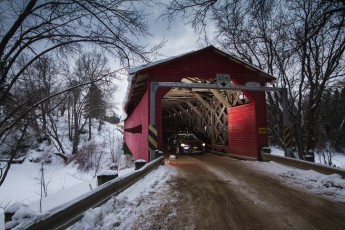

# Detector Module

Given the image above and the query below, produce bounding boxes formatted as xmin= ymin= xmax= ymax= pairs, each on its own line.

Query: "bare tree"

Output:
xmin=16 ymin=55 xmax=60 ymax=142
xmin=74 ymin=51 xmax=115 ymax=140
xmin=67 ymin=79 xmax=88 ymax=155
xmin=62 ymin=51 xmax=118 ymax=154
xmin=162 ymin=0 xmax=345 ymax=159
xmin=0 ymin=0 xmax=161 ymax=186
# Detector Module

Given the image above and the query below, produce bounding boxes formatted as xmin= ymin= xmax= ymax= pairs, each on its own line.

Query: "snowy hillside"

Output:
xmin=0 ymin=117 xmax=133 ymax=229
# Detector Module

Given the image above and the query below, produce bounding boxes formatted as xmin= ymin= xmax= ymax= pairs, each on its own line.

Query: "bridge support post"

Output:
xmin=149 ymin=82 xmax=159 ymax=161
xmin=282 ymin=88 xmax=292 ymax=158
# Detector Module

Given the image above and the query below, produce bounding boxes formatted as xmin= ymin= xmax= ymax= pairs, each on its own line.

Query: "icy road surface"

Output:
xmin=73 ymin=153 xmax=345 ymax=229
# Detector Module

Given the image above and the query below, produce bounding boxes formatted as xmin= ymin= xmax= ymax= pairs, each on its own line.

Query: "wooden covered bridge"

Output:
xmin=123 ymin=46 xmax=288 ymax=162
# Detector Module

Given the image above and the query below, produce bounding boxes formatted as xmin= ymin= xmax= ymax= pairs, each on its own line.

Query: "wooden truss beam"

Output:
xmin=210 ymin=89 xmax=231 ymax=108
xmin=194 ymin=93 xmax=214 ymax=112
xmin=186 ymin=101 xmax=202 ymax=117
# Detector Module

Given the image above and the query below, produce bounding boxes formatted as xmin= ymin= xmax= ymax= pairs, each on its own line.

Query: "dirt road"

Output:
xmin=131 ymin=153 xmax=345 ymax=230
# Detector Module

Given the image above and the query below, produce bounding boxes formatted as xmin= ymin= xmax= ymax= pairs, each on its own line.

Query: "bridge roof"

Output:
xmin=124 ymin=45 xmax=276 ymax=116
xmin=128 ymin=46 xmax=275 ymax=80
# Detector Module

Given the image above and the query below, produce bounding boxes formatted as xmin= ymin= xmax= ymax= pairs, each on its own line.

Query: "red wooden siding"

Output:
xmin=252 ymin=91 xmax=268 ymax=159
xmin=124 ymin=89 xmax=149 ymax=161
xmin=228 ymin=91 xmax=268 ymax=159
xmin=228 ymin=103 xmax=258 ymax=159
xmin=148 ymin=50 xmax=267 ymax=85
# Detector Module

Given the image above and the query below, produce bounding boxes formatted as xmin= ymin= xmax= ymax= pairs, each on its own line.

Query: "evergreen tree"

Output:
xmin=84 ymin=83 xmax=106 ymax=120
xmin=335 ymin=87 xmax=345 ymax=151
xmin=319 ymin=87 xmax=345 ymax=152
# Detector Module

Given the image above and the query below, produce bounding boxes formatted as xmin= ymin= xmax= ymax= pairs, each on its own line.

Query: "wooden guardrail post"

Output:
xmin=135 ymin=159 xmax=147 ymax=170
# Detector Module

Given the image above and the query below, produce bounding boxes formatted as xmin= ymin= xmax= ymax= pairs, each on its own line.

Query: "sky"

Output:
xmin=113 ymin=2 xmax=214 ymax=118
xmin=112 ymin=1 xmax=217 ymax=118
xmin=144 ymin=1 xmax=210 ymax=58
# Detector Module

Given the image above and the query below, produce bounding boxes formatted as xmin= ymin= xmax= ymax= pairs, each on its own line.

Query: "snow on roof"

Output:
xmin=128 ymin=50 xmax=195 ymax=75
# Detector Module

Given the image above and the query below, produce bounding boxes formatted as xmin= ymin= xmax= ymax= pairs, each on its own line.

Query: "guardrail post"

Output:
xmin=261 ymin=147 xmax=271 ymax=154
xmin=5 ymin=211 xmax=14 ymax=224
xmin=261 ymin=147 xmax=271 ymax=161
xmin=97 ymin=174 xmax=118 ymax=186
xmin=135 ymin=159 xmax=147 ymax=170
xmin=304 ymin=150 xmax=315 ymax=162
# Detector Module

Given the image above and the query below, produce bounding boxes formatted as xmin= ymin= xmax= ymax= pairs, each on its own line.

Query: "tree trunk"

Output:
xmin=72 ymin=104 xmax=79 ymax=155
xmin=88 ymin=116 xmax=92 ymax=141
xmin=68 ymin=101 xmax=72 ymax=141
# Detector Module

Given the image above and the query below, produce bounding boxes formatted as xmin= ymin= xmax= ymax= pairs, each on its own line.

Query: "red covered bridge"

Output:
xmin=123 ymin=46 xmax=289 ymax=162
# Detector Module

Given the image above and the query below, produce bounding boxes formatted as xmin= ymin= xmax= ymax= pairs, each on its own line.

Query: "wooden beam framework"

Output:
xmin=161 ymin=77 xmax=251 ymax=147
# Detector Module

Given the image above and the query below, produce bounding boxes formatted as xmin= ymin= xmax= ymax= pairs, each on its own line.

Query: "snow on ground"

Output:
xmin=0 ymin=162 xmax=94 ymax=230
xmin=0 ymin=160 xmax=135 ymax=230
xmin=271 ymin=147 xmax=345 ymax=169
xmin=0 ymin=120 xmax=132 ymax=230
xmin=0 ymin=162 xmax=94 ymax=210
xmin=244 ymin=160 xmax=345 ymax=203
xmin=1 ymin=162 xmax=89 ymax=225
xmin=70 ymin=164 xmax=176 ymax=230
xmin=0 ymin=120 xmax=125 ymax=207
xmin=262 ymin=147 xmax=345 ymax=202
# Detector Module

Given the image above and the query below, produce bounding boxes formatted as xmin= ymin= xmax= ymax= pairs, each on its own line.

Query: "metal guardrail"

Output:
xmin=20 ymin=156 xmax=164 ymax=230
xmin=261 ymin=148 xmax=345 ymax=179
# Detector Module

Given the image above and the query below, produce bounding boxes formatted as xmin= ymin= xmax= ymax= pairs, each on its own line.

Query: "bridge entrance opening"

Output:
xmin=161 ymin=77 xmax=251 ymax=153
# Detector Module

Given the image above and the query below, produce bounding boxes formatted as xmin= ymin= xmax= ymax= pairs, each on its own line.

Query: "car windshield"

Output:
xmin=177 ymin=134 xmax=197 ymax=140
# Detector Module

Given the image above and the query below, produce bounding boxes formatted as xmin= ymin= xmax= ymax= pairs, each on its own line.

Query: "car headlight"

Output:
xmin=180 ymin=143 xmax=187 ymax=147
xmin=202 ymin=143 xmax=206 ymax=146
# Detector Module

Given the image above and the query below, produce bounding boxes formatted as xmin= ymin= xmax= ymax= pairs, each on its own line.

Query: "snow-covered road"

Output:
xmin=71 ymin=153 xmax=345 ymax=229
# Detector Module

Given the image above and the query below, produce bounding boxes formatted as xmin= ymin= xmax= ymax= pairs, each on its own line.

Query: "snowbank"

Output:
xmin=245 ymin=160 xmax=345 ymax=203
xmin=71 ymin=165 xmax=176 ymax=229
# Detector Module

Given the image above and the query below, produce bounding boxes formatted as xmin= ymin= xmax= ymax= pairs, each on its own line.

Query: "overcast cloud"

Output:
xmin=113 ymin=1 xmax=216 ymax=117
